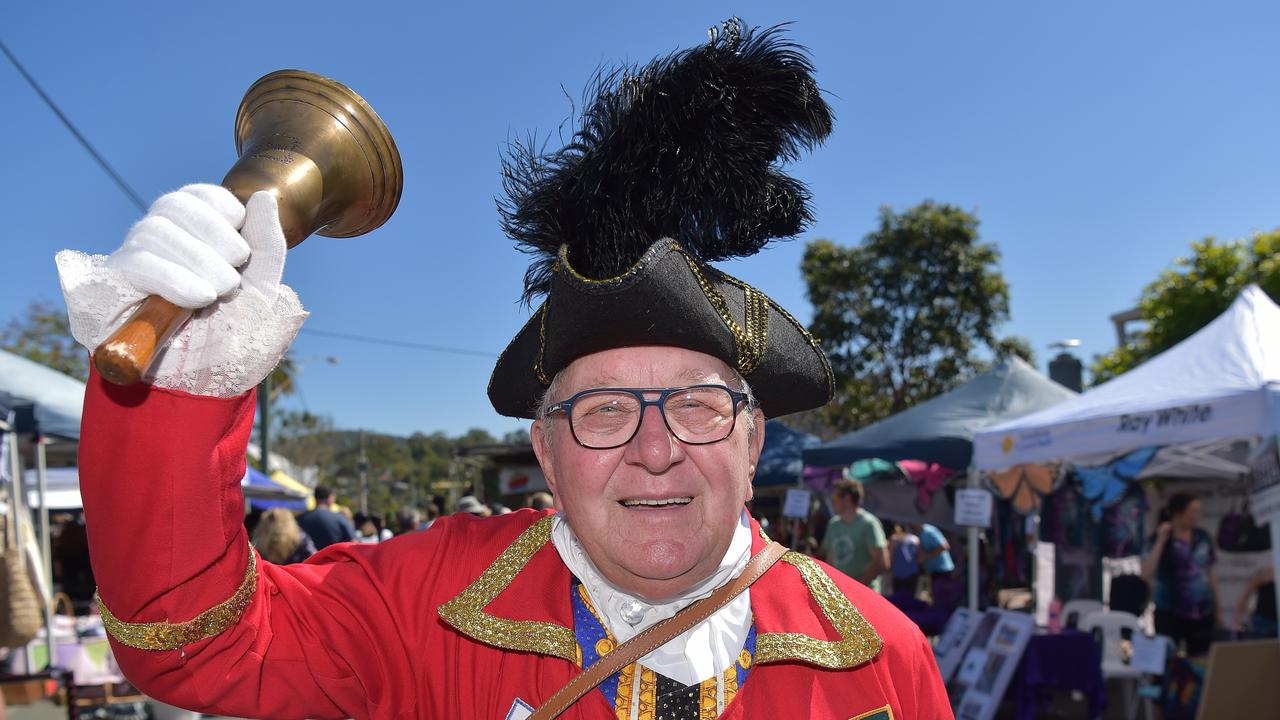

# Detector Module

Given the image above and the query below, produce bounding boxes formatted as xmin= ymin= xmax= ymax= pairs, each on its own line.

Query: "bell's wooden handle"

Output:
xmin=92 ymin=296 xmax=193 ymax=385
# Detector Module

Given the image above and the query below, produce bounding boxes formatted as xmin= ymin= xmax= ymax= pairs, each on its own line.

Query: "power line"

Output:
xmin=0 ymin=38 xmax=147 ymax=212
xmin=298 ymin=327 xmax=498 ymax=358
xmin=3 ymin=39 xmax=503 ymax=363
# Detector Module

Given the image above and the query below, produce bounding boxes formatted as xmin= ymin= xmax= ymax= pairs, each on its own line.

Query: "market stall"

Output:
xmin=1 ymin=350 xmax=87 ymax=673
xmin=974 ymin=286 xmax=1280 ymax=470
xmin=974 ymin=284 xmax=1280 ymax=643
xmin=804 ymin=357 xmax=1079 ymax=608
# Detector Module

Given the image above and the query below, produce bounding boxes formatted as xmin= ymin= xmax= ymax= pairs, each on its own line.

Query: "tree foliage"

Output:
xmin=1091 ymin=231 xmax=1280 ymax=384
xmin=272 ymin=421 xmax=506 ymax=522
xmin=802 ymin=201 xmax=1028 ymax=434
xmin=2 ymin=300 xmax=88 ymax=381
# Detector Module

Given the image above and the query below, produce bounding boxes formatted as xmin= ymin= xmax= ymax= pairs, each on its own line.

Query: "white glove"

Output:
xmin=107 ymin=184 xmax=288 ymax=307
xmin=57 ymin=184 xmax=307 ymax=397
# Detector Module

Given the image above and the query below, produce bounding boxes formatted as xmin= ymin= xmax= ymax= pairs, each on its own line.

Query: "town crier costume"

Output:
xmin=59 ymin=19 xmax=952 ymax=720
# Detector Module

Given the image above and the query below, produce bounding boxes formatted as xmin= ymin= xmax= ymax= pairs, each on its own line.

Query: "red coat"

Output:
xmin=79 ymin=368 xmax=952 ymax=719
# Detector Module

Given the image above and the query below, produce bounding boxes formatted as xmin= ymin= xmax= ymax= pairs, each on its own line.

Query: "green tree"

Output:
xmin=272 ymin=424 xmax=508 ymax=521
xmin=1091 ymin=231 xmax=1280 ymax=384
xmin=2 ymin=299 xmax=88 ymax=381
xmin=502 ymin=428 xmax=531 ymax=445
xmin=263 ymin=354 xmax=299 ymax=401
xmin=802 ymin=201 xmax=1027 ymax=434
xmin=271 ymin=410 xmax=337 ymax=470
xmin=458 ymin=428 xmax=498 ymax=447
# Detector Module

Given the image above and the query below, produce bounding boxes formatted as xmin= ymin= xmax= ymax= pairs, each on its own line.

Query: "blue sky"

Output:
xmin=3 ymin=2 xmax=1278 ymax=439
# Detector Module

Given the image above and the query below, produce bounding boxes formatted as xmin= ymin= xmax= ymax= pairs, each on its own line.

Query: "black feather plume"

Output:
xmin=500 ymin=19 xmax=834 ymax=305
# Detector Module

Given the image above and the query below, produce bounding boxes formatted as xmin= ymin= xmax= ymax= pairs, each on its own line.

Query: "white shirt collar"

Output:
xmin=550 ymin=509 xmax=754 ymax=685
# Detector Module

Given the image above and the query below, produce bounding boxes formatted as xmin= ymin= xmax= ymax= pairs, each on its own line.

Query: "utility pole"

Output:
xmin=258 ymin=374 xmax=271 ymax=473
xmin=357 ymin=431 xmax=369 ymax=514
xmin=448 ymin=457 xmax=460 ymax=512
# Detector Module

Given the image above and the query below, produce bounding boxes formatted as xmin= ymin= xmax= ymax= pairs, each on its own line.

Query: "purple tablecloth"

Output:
xmin=887 ymin=592 xmax=954 ymax=637
xmin=1013 ymin=630 xmax=1107 ymax=720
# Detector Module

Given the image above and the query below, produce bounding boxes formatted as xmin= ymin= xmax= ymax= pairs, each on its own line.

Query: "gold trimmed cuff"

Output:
xmin=96 ymin=545 xmax=258 ymax=650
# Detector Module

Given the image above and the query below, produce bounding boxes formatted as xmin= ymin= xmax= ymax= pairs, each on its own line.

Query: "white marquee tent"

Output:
xmin=0 ymin=349 xmax=84 ymax=441
xmin=974 ymin=285 xmax=1280 ymax=471
xmin=973 ymin=285 xmax=1280 ymax=620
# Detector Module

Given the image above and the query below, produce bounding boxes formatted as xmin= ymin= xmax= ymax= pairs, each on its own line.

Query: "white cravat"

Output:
xmin=549 ymin=510 xmax=754 ymax=687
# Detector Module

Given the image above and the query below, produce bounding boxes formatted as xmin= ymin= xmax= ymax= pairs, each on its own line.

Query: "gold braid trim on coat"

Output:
xmin=97 ymin=545 xmax=257 ymax=651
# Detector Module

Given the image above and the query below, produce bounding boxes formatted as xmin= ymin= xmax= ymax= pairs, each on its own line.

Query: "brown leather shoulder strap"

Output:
xmin=528 ymin=541 xmax=787 ymax=720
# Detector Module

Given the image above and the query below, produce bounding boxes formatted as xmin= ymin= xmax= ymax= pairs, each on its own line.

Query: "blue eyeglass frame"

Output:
xmin=544 ymin=384 xmax=752 ymax=449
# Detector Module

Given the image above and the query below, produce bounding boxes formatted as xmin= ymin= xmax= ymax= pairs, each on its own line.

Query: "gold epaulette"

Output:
xmin=96 ymin=545 xmax=258 ymax=650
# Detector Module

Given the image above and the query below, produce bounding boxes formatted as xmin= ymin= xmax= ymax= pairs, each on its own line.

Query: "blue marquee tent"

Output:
xmin=242 ymin=466 xmax=309 ymax=511
xmin=755 ymin=420 xmax=821 ymax=487
xmin=803 ymin=357 xmax=1077 ymax=469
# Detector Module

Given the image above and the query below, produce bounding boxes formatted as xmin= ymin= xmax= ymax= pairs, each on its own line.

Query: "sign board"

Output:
xmin=1196 ymin=639 xmax=1280 ymax=719
xmin=1251 ymin=436 xmax=1280 ymax=524
xmin=1252 ymin=483 xmax=1280 ymax=525
xmin=498 ymin=464 xmax=547 ymax=495
xmin=1129 ymin=633 xmax=1169 ymax=675
xmin=1033 ymin=542 xmax=1055 ymax=627
xmin=954 ymin=488 xmax=994 ymax=528
xmin=1249 ymin=435 xmax=1280 ymax=494
xmin=783 ymin=488 xmax=812 ymax=519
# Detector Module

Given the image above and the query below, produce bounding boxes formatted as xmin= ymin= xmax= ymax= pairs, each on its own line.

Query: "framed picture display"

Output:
xmin=933 ymin=608 xmax=981 ymax=682
xmin=945 ymin=609 xmax=1035 ymax=720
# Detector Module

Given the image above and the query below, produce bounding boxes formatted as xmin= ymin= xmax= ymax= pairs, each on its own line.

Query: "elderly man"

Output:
xmin=59 ymin=20 xmax=949 ymax=720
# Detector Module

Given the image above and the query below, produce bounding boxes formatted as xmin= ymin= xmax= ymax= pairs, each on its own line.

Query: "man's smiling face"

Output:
xmin=531 ymin=345 xmax=765 ymax=601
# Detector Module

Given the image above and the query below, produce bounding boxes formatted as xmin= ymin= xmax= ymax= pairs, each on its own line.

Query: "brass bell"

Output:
xmin=93 ymin=69 xmax=403 ymax=385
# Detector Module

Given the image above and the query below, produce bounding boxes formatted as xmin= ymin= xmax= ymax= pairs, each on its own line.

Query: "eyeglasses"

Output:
xmin=544 ymin=384 xmax=752 ymax=449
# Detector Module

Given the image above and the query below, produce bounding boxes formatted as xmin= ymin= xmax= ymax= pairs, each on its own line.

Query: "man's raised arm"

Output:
xmin=59 ymin=186 xmax=416 ymax=718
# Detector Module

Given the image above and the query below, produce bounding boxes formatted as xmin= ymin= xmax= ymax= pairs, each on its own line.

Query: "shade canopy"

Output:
xmin=974 ymin=285 xmax=1280 ymax=470
xmin=18 ymin=466 xmax=313 ymax=512
xmin=804 ymin=356 xmax=1077 ymax=469
xmin=755 ymin=420 xmax=821 ymax=487
xmin=243 ymin=467 xmax=312 ymax=511
xmin=0 ymin=350 xmax=85 ymax=440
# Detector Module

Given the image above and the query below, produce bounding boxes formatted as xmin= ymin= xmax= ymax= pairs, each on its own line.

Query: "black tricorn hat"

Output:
xmin=488 ymin=20 xmax=835 ymax=419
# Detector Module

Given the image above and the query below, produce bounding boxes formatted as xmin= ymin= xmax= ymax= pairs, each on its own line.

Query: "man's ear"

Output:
xmin=532 ymin=418 xmax=558 ymax=496
xmin=745 ymin=409 xmax=766 ymax=503
xmin=747 ymin=408 xmax=766 ymax=475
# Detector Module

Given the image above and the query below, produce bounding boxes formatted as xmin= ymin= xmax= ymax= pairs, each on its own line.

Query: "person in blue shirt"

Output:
xmin=295 ymin=485 xmax=357 ymax=549
xmin=910 ymin=522 xmax=954 ymax=576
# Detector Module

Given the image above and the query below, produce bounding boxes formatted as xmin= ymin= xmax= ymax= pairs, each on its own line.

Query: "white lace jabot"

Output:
xmin=549 ymin=510 xmax=754 ymax=686
xmin=56 ymin=250 xmax=305 ymax=397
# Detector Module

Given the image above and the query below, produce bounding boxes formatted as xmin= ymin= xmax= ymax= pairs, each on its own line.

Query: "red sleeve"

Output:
xmin=79 ymin=368 xmax=429 ymax=719
xmin=905 ymin=630 xmax=954 ymax=719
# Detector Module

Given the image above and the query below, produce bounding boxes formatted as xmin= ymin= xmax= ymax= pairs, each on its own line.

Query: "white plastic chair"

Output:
xmin=1061 ymin=598 xmax=1104 ymax=630
xmin=1079 ymin=609 xmax=1147 ymax=719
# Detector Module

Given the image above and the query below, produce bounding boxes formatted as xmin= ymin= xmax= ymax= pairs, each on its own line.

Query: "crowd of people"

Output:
xmin=747 ymin=478 xmax=961 ymax=613
xmin=243 ymin=487 xmax=558 ymax=566
xmin=243 ymin=476 xmax=971 ymax=617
